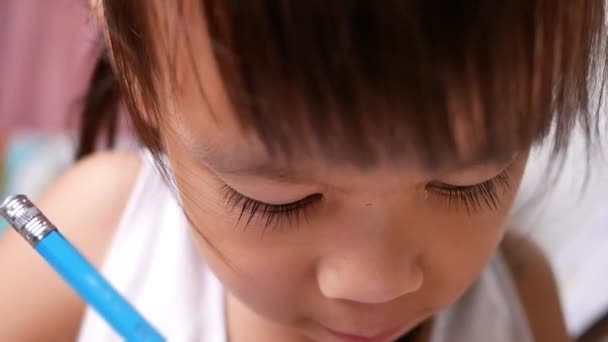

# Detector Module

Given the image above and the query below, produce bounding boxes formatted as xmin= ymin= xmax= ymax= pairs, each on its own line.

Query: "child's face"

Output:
xmin=163 ymin=105 xmax=527 ymax=341
xmin=156 ymin=38 xmax=529 ymax=342
xmin=151 ymin=6 xmax=528 ymax=341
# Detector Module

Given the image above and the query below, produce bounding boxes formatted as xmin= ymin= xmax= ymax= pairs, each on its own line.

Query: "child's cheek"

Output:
xmin=193 ymin=226 xmax=313 ymax=323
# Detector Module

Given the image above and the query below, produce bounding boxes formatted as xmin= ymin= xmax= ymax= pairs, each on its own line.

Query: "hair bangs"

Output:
xmin=198 ymin=1 xmax=606 ymax=169
xmin=103 ymin=0 xmax=607 ymax=169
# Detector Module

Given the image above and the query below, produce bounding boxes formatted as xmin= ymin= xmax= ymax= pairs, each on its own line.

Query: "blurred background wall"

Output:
xmin=0 ymin=0 xmax=113 ymax=201
xmin=0 ymin=0 xmax=99 ymax=132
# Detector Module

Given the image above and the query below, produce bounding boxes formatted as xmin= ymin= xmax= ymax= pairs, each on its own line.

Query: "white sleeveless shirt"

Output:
xmin=78 ymin=153 xmax=533 ymax=342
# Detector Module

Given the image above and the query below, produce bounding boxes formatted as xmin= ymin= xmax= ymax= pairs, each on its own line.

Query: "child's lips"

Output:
xmin=324 ymin=326 xmax=402 ymax=342
xmin=319 ymin=308 xmax=431 ymax=342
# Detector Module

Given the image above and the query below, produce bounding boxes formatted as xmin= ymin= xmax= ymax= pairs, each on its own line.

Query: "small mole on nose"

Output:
xmin=365 ymin=203 xmax=372 ymax=207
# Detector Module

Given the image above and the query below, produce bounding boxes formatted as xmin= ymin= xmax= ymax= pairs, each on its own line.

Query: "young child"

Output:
xmin=1 ymin=1 xmax=605 ymax=341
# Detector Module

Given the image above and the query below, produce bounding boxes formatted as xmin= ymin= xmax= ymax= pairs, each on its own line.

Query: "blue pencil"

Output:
xmin=0 ymin=194 xmax=164 ymax=342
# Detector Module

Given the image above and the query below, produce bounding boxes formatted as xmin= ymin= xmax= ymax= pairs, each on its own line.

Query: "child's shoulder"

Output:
xmin=500 ymin=232 xmax=571 ymax=342
xmin=66 ymin=150 xmax=141 ymax=186
xmin=0 ymin=150 xmax=142 ymax=340
xmin=44 ymin=150 xmax=142 ymax=255
xmin=46 ymin=150 xmax=142 ymax=238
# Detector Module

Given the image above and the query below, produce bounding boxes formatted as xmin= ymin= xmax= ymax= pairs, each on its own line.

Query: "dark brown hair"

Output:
xmin=76 ymin=52 xmax=120 ymax=159
xmin=80 ymin=1 xmax=606 ymax=169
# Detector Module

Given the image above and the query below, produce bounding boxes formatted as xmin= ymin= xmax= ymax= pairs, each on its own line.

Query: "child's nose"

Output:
xmin=316 ymin=248 xmax=424 ymax=304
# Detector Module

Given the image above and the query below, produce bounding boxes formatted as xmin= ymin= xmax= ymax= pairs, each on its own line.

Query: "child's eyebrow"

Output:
xmin=207 ymin=155 xmax=314 ymax=184
xmin=193 ymin=141 xmax=520 ymax=185
xmin=217 ymin=162 xmax=307 ymax=184
xmin=190 ymin=142 xmax=312 ymax=184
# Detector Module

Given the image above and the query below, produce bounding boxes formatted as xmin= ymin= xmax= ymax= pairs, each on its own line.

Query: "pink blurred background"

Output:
xmin=0 ymin=0 xmax=99 ymax=132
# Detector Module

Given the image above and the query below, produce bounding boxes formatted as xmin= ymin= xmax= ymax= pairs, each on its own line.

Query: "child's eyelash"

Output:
xmin=221 ymin=185 xmax=321 ymax=231
xmin=222 ymin=171 xmax=511 ymax=231
xmin=425 ymin=171 xmax=512 ymax=213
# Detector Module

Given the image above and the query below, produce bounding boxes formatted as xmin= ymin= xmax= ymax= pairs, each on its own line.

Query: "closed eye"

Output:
xmin=221 ymin=184 xmax=322 ymax=231
xmin=425 ymin=171 xmax=511 ymax=212
xmin=222 ymin=169 xmax=512 ymax=232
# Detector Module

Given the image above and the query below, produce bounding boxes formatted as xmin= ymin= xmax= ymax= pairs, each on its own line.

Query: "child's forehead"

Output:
xmin=166 ymin=70 xmax=523 ymax=175
xmin=168 ymin=103 xmax=519 ymax=185
xmin=104 ymin=1 xmax=603 ymax=186
xmin=154 ymin=0 xmax=543 ymax=170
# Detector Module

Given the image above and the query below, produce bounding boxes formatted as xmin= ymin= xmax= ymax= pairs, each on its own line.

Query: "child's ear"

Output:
xmin=88 ymin=0 xmax=114 ymax=52
xmin=88 ymin=0 xmax=104 ymax=26
xmin=87 ymin=0 xmax=160 ymax=131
